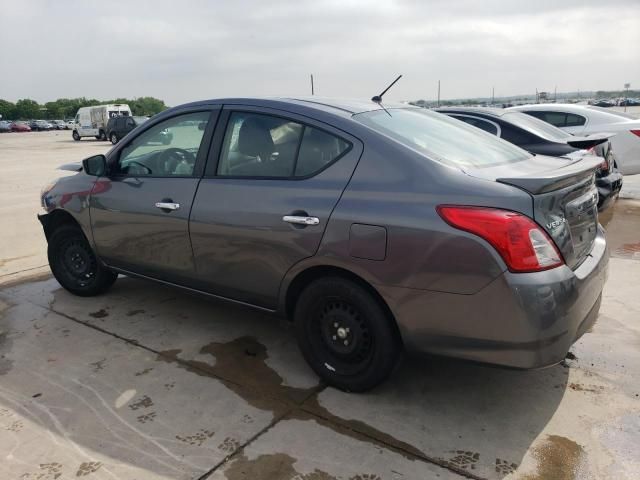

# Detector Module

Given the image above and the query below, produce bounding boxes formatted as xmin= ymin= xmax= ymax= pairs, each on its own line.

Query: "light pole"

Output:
xmin=624 ymin=83 xmax=630 ymax=112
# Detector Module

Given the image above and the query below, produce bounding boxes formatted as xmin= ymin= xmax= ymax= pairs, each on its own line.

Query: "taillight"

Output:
xmin=437 ymin=206 xmax=564 ymax=273
xmin=630 ymin=129 xmax=640 ymax=138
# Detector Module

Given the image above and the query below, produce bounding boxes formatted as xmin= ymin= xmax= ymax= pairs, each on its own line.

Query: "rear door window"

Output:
xmin=216 ymin=112 xmax=351 ymax=178
xmin=541 ymin=112 xmax=567 ymax=127
xmin=295 ymin=127 xmax=351 ymax=177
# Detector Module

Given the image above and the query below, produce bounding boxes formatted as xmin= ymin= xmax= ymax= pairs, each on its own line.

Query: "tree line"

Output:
xmin=0 ymin=97 xmax=168 ymax=121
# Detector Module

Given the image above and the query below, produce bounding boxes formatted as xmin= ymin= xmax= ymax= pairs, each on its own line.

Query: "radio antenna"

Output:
xmin=371 ymin=75 xmax=402 ymax=103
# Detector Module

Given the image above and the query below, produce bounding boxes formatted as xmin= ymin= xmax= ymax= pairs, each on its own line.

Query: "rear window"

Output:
xmin=355 ymin=108 xmax=530 ymax=168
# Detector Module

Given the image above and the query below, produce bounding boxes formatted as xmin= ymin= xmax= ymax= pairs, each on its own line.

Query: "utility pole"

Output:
xmin=310 ymin=74 xmax=315 ymax=95
xmin=491 ymin=86 xmax=495 ymax=106
xmin=437 ymin=80 xmax=440 ymax=107
xmin=554 ymin=85 xmax=557 ymax=103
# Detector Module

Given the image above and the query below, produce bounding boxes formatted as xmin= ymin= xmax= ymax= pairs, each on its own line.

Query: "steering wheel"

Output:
xmin=158 ymin=148 xmax=196 ymax=175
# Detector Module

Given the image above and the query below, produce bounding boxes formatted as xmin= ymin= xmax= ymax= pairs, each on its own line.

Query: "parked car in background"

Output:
xmin=0 ymin=120 xmax=11 ymax=132
xmin=591 ymin=99 xmax=615 ymax=108
xmin=39 ymin=97 xmax=608 ymax=392
xmin=436 ymin=107 xmax=623 ymax=210
xmin=11 ymin=121 xmax=31 ymax=132
xmin=618 ymin=98 xmax=640 ymax=107
xmin=72 ymin=104 xmax=132 ymax=141
xmin=508 ymin=104 xmax=640 ymax=175
xmin=107 ymin=117 xmax=166 ymax=145
xmin=50 ymin=120 xmax=66 ymax=130
xmin=31 ymin=120 xmax=53 ymax=131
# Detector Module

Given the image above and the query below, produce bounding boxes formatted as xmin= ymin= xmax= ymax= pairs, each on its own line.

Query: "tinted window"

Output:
xmin=499 ymin=125 xmax=539 ymax=145
xmin=217 ymin=112 xmax=303 ymax=177
xmin=451 ymin=115 xmax=499 ymax=135
xmin=502 ymin=111 xmax=569 ymax=141
xmin=115 ymin=111 xmax=210 ymax=177
xmin=355 ymin=108 xmax=530 ymax=168
xmin=526 ymin=111 xmax=566 ymax=127
xmin=295 ymin=127 xmax=350 ymax=177
xmin=565 ymin=113 xmax=586 ymax=127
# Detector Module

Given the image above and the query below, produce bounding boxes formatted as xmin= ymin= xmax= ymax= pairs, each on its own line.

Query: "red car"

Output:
xmin=10 ymin=122 xmax=32 ymax=132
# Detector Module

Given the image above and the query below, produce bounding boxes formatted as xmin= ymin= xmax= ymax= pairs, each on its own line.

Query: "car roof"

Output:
xmin=508 ymin=103 xmax=638 ymax=124
xmin=175 ymin=96 xmax=412 ymax=118
xmin=435 ymin=106 xmax=506 ymax=118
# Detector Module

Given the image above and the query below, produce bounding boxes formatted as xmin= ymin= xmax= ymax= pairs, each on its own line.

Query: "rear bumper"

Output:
xmin=596 ymin=170 xmax=623 ymax=211
xmin=382 ymin=228 xmax=609 ymax=368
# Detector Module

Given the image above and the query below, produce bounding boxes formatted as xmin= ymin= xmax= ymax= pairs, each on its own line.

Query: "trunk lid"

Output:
xmin=465 ymin=155 xmax=601 ymax=269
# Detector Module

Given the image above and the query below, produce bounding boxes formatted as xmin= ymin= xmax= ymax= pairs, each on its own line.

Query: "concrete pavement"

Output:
xmin=1 ymin=249 xmax=639 ymax=479
xmin=1 ymin=130 xmax=639 ymax=479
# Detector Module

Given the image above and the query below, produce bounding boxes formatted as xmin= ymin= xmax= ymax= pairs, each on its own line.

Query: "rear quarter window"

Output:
xmin=565 ymin=113 xmax=586 ymax=127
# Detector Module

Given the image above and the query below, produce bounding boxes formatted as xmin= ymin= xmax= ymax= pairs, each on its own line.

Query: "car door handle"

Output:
xmin=282 ymin=215 xmax=320 ymax=226
xmin=155 ymin=202 xmax=180 ymax=211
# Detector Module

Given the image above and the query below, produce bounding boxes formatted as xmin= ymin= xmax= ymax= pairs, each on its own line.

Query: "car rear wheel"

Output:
xmin=72 ymin=130 xmax=80 ymax=141
xmin=110 ymin=133 xmax=118 ymax=144
xmin=97 ymin=130 xmax=106 ymax=141
xmin=48 ymin=225 xmax=117 ymax=297
xmin=294 ymin=277 xmax=401 ymax=392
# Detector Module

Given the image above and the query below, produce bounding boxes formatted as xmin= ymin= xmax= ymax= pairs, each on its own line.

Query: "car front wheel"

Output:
xmin=48 ymin=225 xmax=117 ymax=296
xmin=110 ymin=133 xmax=118 ymax=144
xmin=294 ymin=276 xmax=401 ymax=392
xmin=72 ymin=130 xmax=80 ymax=141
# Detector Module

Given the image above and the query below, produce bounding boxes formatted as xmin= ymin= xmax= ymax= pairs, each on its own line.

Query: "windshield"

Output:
xmin=502 ymin=111 xmax=570 ymax=141
xmin=355 ymin=108 xmax=530 ymax=168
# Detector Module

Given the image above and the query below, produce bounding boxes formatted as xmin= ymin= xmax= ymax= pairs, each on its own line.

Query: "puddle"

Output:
xmin=600 ymin=200 xmax=640 ymax=260
xmin=223 ymin=452 xmax=339 ymax=480
xmin=295 ymin=399 xmax=424 ymax=461
xmin=156 ymin=336 xmax=429 ymax=466
xmin=521 ymin=435 xmax=586 ymax=480
xmin=0 ymin=299 xmax=14 ymax=375
xmin=156 ymin=336 xmax=304 ymax=415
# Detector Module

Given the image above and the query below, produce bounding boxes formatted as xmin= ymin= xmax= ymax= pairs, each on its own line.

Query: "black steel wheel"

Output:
xmin=48 ymin=225 xmax=117 ymax=296
xmin=72 ymin=130 xmax=80 ymax=141
xmin=294 ymin=276 xmax=401 ymax=392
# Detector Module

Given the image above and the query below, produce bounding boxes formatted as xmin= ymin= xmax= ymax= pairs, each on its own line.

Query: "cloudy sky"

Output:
xmin=1 ymin=0 xmax=638 ymax=105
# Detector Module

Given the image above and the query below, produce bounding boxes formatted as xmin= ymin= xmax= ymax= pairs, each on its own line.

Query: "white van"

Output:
xmin=72 ymin=104 xmax=132 ymax=141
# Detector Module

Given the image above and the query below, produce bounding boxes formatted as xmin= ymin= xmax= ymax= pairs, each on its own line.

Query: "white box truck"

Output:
xmin=71 ymin=104 xmax=132 ymax=141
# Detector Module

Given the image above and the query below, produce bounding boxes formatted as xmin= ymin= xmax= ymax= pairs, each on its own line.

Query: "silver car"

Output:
xmin=39 ymin=97 xmax=608 ymax=391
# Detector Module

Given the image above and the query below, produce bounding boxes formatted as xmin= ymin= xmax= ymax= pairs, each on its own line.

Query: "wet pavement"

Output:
xmin=1 ymin=195 xmax=639 ymax=480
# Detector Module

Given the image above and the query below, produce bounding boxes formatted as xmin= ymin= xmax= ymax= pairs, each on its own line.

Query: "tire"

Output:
xmin=72 ymin=130 xmax=80 ymax=141
xmin=294 ymin=277 xmax=401 ymax=392
xmin=110 ymin=132 xmax=118 ymax=144
xmin=98 ymin=130 xmax=107 ymax=141
xmin=47 ymin=225 xmax=117 ymax=297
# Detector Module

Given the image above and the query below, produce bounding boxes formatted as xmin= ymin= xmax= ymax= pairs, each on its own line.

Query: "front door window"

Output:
xmin=115 ymin=111 xmax=210 ymax=177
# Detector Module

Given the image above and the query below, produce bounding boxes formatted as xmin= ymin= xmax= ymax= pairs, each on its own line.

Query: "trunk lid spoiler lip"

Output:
xmin=495 ymin=156 xmax=602 ymax=195
xmin=565 ymin=132 xmax=616 ymax=150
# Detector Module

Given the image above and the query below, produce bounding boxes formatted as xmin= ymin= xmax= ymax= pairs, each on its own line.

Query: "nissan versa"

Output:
xmin=39 ymin=97 xmax=609 ymax=392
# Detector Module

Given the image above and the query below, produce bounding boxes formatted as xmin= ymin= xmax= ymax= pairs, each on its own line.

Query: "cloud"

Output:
xmin=0 ymin=0 xmax=638 ymax=105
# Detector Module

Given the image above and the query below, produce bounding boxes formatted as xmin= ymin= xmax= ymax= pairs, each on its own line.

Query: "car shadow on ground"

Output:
xmin=0 ymin=276 xmax=570 ymax=479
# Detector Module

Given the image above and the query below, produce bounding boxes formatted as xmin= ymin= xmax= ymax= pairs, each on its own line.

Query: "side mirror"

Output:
xmin=82 ymin=154 xmax=107 ymax=176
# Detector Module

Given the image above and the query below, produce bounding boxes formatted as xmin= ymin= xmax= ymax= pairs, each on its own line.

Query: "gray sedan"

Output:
xmin=39 ymin=97 xmax=608 ymax=391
